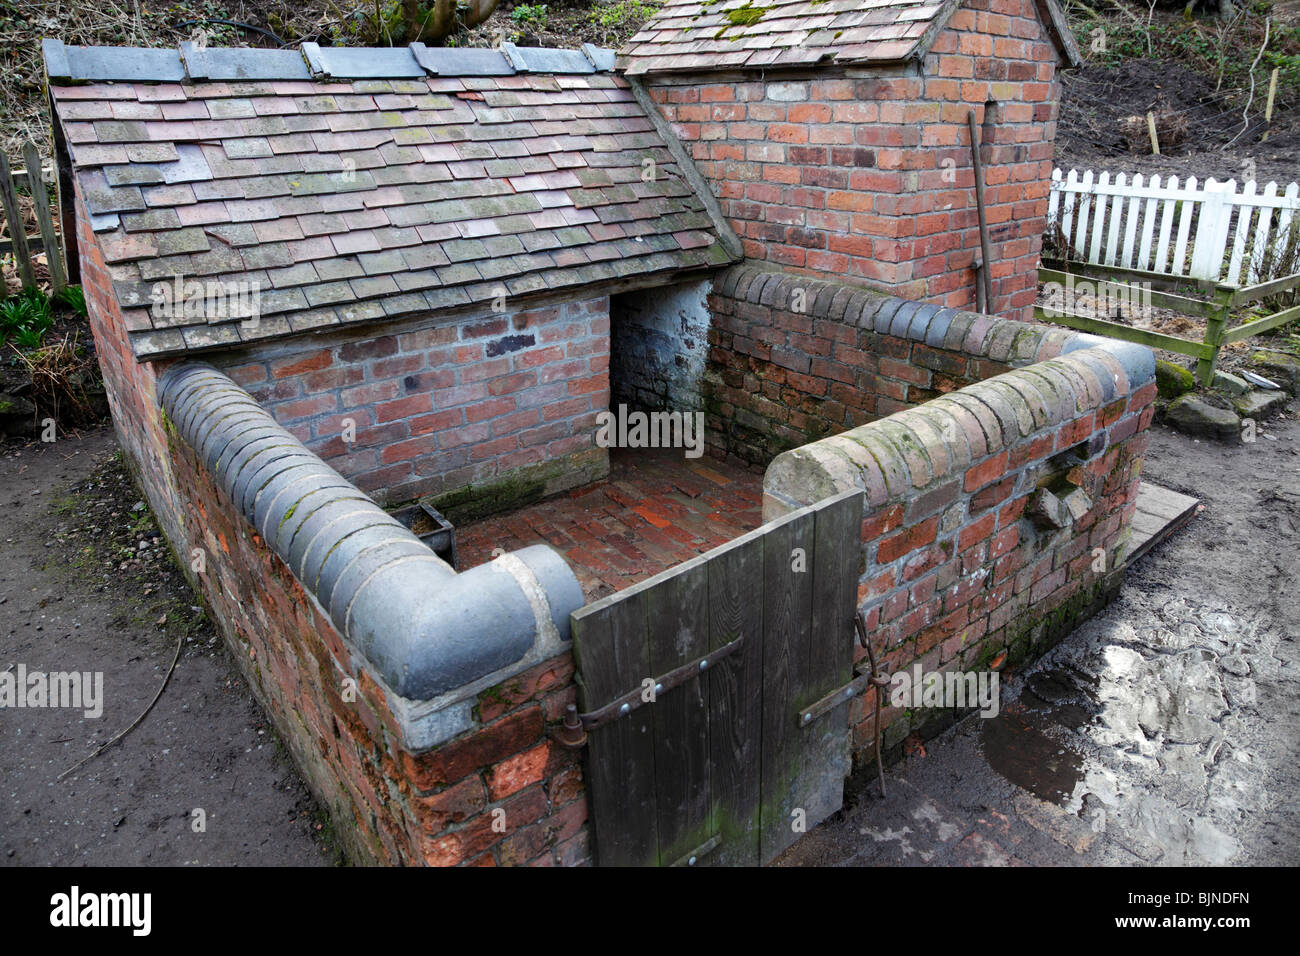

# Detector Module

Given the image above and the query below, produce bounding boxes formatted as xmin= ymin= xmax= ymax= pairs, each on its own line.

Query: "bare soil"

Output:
xmin=0 ymin=426 xmax=337 ymax=866
xmin=1057 ymin=58 xmax=1300 ymax=186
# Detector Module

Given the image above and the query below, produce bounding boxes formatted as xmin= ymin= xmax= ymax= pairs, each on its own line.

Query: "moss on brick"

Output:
xmin=423 ymin=449 xmax=608 ymax=524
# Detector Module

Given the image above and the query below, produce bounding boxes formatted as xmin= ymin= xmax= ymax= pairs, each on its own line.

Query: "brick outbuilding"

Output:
xmin=623 ymin=0 xmax=1081 ymax=319
xmin=39 ymin=20 xmax=1160 ymax=869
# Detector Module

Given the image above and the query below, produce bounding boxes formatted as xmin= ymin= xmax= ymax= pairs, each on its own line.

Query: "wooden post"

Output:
xmin=967 ymin=110 xmax=995 ymax=313
xmin=0 ymin=152 xmax=36 ymax=290
xmin=1146 ymin=111 xmax=1160 ymax=155
xmin=22 ymin=144 xmax=66 ymax=294
xmin=1262 ymin=67 xmax=1279 ymax=142
xmin=1196 ymin=285 xmax=1233 ymax=385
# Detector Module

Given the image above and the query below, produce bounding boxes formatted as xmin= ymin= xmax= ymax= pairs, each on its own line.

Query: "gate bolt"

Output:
xmin=556 ymin=703 xmax=588 ymax=750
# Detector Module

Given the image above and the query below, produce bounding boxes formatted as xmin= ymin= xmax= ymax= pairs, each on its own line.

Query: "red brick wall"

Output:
xmin=78 ymin=184 xmax=591 ymax=867
xmin=705 ymin=267 xmax=1075 ymax=465
xmin=645 ymin=0 xmax=1061 ymax=321
xmin=212 ymin=297 xmax=611 ymax=509
xmin=763 ymin=341 xmax=1156 ymax=764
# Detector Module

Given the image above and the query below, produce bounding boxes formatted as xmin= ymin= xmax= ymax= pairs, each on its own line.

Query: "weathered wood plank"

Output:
xmin=572 ymin=591 xmax=659 ymax=866
xmin=1136 ymin=482 xmax=1200 ymax=521
xmin=646 ymin=558 xmax=712 ymax=867
xmin=758 ymin=507 xmax=815 ymax=863
xmin=795 ymin=490 xmax=860 ymax=836
xmin=705 ymin=530 xmax=764 ymax=867
xmin=1038 ymin=266 xmax=1217 ymax=316
xmin=1125 ymin=482 xmax=1199 ymax=566
xmin=1033 ymin=307 xmax=1215 ymax=359
xmin=0 ymin=152 xmax=36 ymax=289
xmin=1221 ymin=305 xmax=1300 ymax=344
xmin=1231 ymin=271 xmax=1300 ymax=307
xmin=22 ymin=145 xmax=65 ymax=293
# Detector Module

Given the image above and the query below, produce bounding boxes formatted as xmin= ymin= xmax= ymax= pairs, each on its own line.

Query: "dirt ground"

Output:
xmin=1057 ymin=58 xmax=1300 ymax=186
xmin=0 ymin=426 xmax=335 ymax=866
xmin=778 ymin=406 xmax=1300 ymax=866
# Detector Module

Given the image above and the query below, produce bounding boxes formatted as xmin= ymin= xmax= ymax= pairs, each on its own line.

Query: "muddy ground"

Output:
xmin=0 ymin=427 xmax=334 ymax=866
xmin=1057 ymin=58 xmax=1300 ymax=186
xmin=778 ymin=406 xmax=1300 ymax=866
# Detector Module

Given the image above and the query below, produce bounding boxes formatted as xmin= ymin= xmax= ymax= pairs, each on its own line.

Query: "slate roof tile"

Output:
xmin=50 ymin=43 xmax=737 ymax=358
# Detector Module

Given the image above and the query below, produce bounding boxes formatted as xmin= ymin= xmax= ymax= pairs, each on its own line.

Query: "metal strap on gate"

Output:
xmin=577 ymin=636 xmax=744 ymax=731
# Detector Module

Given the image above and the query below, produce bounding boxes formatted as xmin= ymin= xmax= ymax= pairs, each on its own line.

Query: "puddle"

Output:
xmin=981 ymin=609 xmax=1253 ymax=863
xmin=981 ymin=707 xmax=1086 ymax=807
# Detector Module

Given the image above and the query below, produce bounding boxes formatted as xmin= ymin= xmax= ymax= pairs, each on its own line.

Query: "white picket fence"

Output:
xmin=1047 ymin=167 xmax=1300 ymax=287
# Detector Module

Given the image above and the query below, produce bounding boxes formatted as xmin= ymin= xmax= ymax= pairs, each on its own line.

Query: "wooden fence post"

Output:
xmin=1197 ymin=286 xmax=1234 ymax=385
xmin=22 ymin=143 xmax=66 ymax=294
xmin=0 ymin=152 xmax=36 ymax=290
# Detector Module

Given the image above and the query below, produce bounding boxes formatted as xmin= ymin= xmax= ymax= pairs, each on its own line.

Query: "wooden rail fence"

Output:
xmin=0 ymin=148 xmax=66 ymax=294
xmin=1041 ymin=167 xmax=1300 ymax=384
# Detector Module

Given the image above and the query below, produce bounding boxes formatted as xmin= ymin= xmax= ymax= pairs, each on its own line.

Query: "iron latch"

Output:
xmin=577 ymin=636 xmax=744 ymax=731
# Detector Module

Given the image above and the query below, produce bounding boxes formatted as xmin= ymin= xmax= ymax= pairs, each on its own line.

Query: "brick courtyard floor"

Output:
xmin=456 ymin=449 xmax=766 ymax=601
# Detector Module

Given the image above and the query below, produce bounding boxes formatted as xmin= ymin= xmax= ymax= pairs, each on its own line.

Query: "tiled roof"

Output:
xmin=44 ymin=41 xmax=739 ymax=359
xmin=620 ymin=0 xmax=953 ymax=73
xmin=619 ymin=0 xmax=1079 ymax=74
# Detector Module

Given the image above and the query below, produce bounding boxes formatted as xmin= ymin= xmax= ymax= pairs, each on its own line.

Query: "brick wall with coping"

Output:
xmin=76 ymin=182 xmax=593 ymax=867
xmin=644 ymin=0 xmax=1061 ymax=321
xmin=762 ymin=313 xmax=1156 ymax=763
xmin=210 ymin=296 xmax=611 ymax=510
xmin=704 ymin=264 xmax=1077 ymax=465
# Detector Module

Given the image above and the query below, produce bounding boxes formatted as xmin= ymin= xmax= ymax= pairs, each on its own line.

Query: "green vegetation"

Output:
xmin=510 ymin=2 xmax=548 ymax=28
xmin=725 ymin=2 xmax=770 ymax=26
xmin=588 ymin=0 xmax=663 ymax=38
xmin=0 ymin=288 xmax=52 ymax=351
xmin=328 ymin=0 xmax=502 ymax=46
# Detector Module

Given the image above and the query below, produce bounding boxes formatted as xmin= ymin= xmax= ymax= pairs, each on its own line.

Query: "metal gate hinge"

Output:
xmin=668 ymin=834 xmax=721 ymax=868
xmin=578 ymin=636 xmax=744 ymax=731
xmin=799 ymin=660 xmax=891 ymax=727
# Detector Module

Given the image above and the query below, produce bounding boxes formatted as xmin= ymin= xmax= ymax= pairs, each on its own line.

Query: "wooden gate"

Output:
xmin=571 ymin=488 xmax=862 ymax=866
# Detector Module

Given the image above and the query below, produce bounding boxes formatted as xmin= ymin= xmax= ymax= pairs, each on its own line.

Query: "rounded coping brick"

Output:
xmin=761 ymin=345 xmax=1151 ymax=515
xmin=323 ymin=536 xmax=434 ymax=622
xmin=222 ymin=437 xmax=304 ymax=505
xmin=255 ymin=465 xmax=358 ymax=543
xmin=274 ymin=484 xmax=374 ymax=556
xmin=872 ymin=418 xmax=933 ymax=488
xmin=979 ymin=378 xmax=1036 ymax=437
xmin=870 ymin=296 xmax=908 ymax=334
xmin=297 ymin=508 xmax=406 ymax=590
xmin=345 ymin=544 xmax=581 ymax=699
xmin=285 ymin=497 xmax=386 ymax=578
xmin=197 ymin=410 xmax=273 ymax=472
xmin=157 ymin=362 xmax=584 ymax=702
xmin=211 ymin=423 xmax=292 ymax=477
xmin=236 ymin=451 xmax=322 ymax=518
xmin=996 ymin=372 xmax=1053 ymax=431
